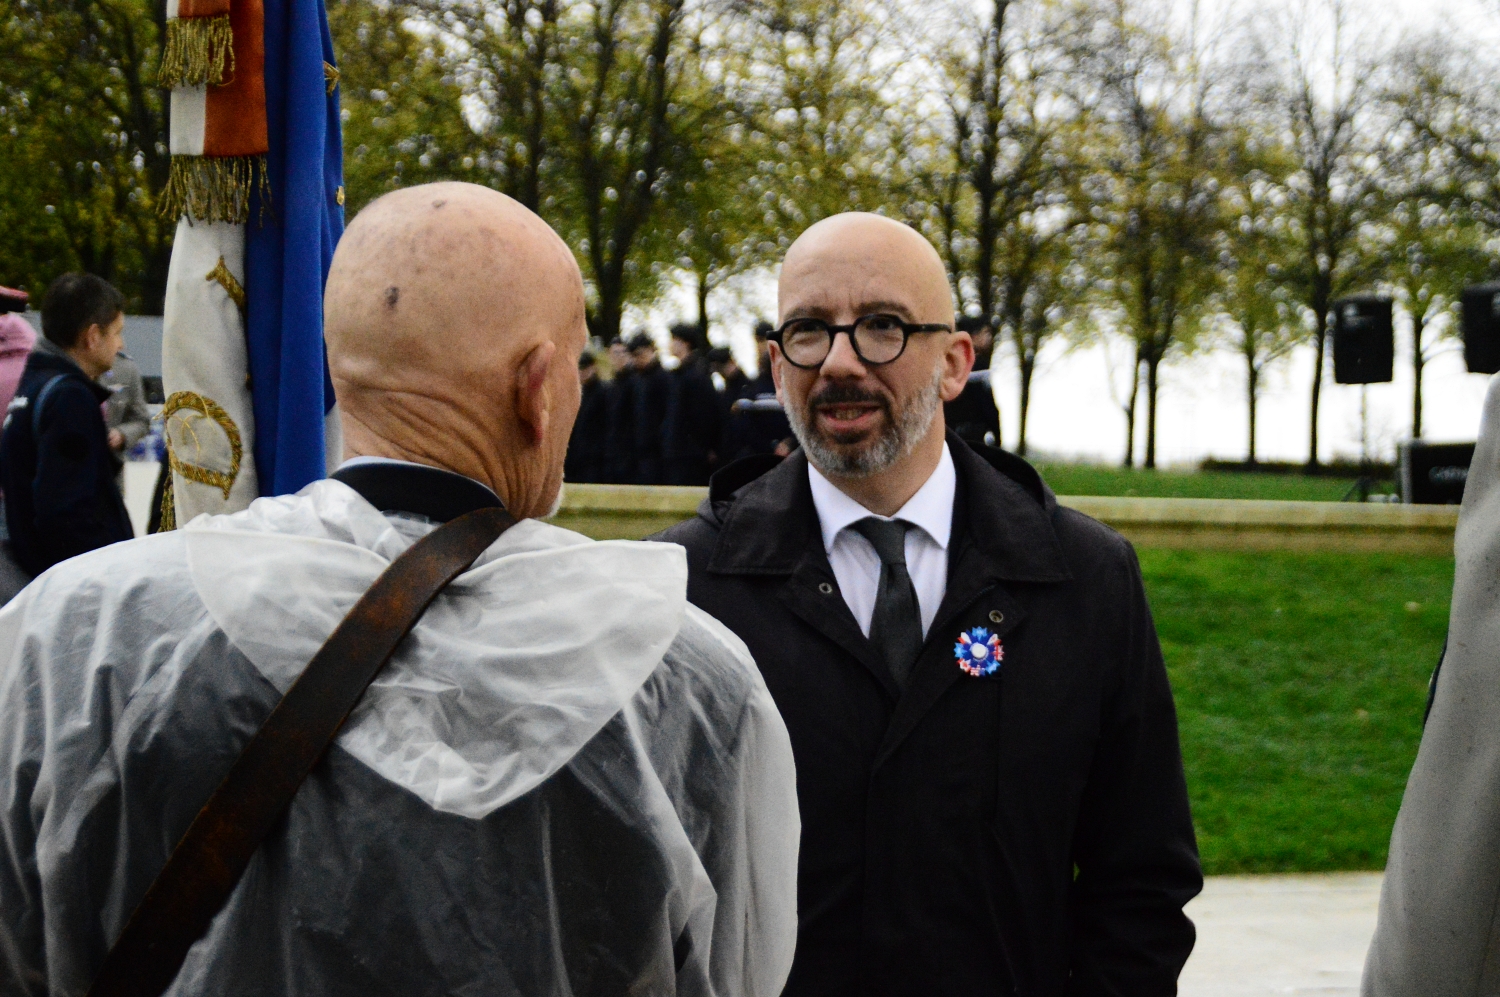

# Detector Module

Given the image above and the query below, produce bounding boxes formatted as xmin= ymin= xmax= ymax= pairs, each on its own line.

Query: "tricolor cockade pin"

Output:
xmin=954 ymin=626 xmax=1003 ymax=677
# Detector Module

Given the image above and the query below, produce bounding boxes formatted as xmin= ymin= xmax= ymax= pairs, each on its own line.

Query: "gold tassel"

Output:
xmin=157 ymin=468 xmax=177 ymax=533
xmin=158 ymin=15 xmax=236 ymax=88
xmin=160 ymin=155 xmax=269 ymax=225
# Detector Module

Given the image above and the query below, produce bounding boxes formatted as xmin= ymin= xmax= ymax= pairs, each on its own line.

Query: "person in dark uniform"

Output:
xmin=602 ymin=338 xmax=636 ymax=484
xmin=565 ymin=351 xmax=609 ymax=483
xmin=942 ymin=314 xmax=1001 ymax=448
xmin=0 ymin=273 xmax=134 ymax=577
xmin=663 ymin=324 xmax=723 ymax=486
xmin=628 ymin=333 xmax=671 ymax=485
xmin=722 ymin=321 xmax=795 ymax=463
xmin=656 ymin=212 xmax=1201 ymax=997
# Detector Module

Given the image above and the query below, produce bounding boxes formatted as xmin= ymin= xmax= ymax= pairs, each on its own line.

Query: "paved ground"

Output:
xmin=1180 ymin=872 xmax=1384 ymax=996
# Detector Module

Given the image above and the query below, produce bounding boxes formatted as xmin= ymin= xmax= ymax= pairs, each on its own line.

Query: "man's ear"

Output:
xmin=941 ymin=332 xmax=975 ymax=403
xmin=769 ymin=341 xmax=785 ymax=400
xmin=515 ymin=340 xmax=557 ymax=446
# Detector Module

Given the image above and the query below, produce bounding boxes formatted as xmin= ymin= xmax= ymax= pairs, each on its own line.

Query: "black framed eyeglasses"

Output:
xmin=771 ymin=313 xmax=953 ymax=369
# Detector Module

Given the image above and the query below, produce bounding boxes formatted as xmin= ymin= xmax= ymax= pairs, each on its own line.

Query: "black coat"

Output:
xmin=632 ymin=361 xmax=672 ymax=485
xmin=0 ymin=346 xmax=133 ymax=576
xmin=655 ymin=438 xmax=1201 ymax=996
xmin=664 ymin=354 xmax=723 ymax=486
xmin=565 ymin=377 xmax=610 ymax=484
xmin=603 ymin=371 xmax=637 ymax=485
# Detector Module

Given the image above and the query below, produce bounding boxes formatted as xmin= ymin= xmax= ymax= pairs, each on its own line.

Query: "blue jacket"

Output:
xmin=0 ymin=342 xmax=133 ymax=576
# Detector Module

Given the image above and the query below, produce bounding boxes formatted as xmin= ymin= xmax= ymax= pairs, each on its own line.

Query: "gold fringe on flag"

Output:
xmin=161 ymin=154 xmax=269 ymax=225
xmin=158 ymin=15 xmax=236 ymax=88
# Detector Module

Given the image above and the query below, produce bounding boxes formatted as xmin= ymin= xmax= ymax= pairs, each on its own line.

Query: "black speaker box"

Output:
xmin=1462 ymin=283 xmax=1500 ymax=375
xmin=1399 ymin=440 xmax=1475 ymax=505
xmin=1332 ymin=296 xmax=1394 ymax=384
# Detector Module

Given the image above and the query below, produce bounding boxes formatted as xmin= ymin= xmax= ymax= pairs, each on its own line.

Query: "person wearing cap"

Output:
xmin=565 ymin=350 xmax=609 ymax=483
xmin=0 ymin=273 xmax=134 ymax=577
xmin=603 ymin=337 xmax=637 ymax=483
xmin=664 ymin=323 xmax=723 ymax=486
xmin=656 ymin=213 xmax=1199 ymax=996
xmin=628 ymin=332 xmax=671 ymax=485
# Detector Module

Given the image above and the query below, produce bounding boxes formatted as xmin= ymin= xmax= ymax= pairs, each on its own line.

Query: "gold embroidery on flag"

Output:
xmin=163 ymin=391 xmax=244 ymax=500
xmin=205 ymin=256 xmax=247 ymax=311
xmin=324 ymin=61 xmax=341 ymax=95
xmin=158 ymin=15 xmax=236 ymax=88
xmin=161 ymin=154 xmax=269 ymax=224
xmin=157 ymin=470 xmax=177 ymax=532
xmin=335 ymin=185 xmax=345 ymax=206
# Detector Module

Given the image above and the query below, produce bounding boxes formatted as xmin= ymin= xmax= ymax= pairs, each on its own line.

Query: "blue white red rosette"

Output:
xmin=954 ymin=626 xmax=1003 ymax=677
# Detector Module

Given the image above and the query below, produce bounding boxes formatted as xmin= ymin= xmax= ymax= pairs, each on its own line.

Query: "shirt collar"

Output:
xmin=807 ymin=443 xmax=956 ymax=554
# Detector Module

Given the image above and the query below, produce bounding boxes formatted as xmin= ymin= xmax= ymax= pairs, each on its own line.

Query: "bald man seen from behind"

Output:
xmin=0 ymin=182 xmax=798 ymax=997
xmin=657 ymin=212 xmax=1202 ymax=996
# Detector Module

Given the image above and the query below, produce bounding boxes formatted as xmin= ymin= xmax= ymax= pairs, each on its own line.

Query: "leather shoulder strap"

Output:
xmin=87 ymin=505 xmax=518 ymax=997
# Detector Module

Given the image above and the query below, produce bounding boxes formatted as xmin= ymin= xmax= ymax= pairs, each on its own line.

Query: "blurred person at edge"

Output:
xmin=0 ymin=183 xmax=798 ymax=997
xmin=629 ymin=331 xmax=671 ymax=485
xmin=0 ymin=306 xmax=36 ymax=433
xmin=564 ymin=350 xmax=609 ymax=483
xmin=603 ymin=336 xmax=637 ymax=484
xmin=656 ymin=212 xmax=1201 ymax=996
xmin=1363 ymin=373 xmax=1500 ymax=996
xmin=942 ymin=314 xmax=1001 ymax=449
xmin=0 ymin=273 xmax=132 ymax=577
xmin=664 ymin=323 xmax=723 ymax=486
xmin=100 ymin=346 xmax=151 ymax=462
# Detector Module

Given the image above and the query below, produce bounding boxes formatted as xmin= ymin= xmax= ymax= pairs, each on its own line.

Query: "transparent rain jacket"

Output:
xmin=0 ymin=480 xmax=799 ymax=997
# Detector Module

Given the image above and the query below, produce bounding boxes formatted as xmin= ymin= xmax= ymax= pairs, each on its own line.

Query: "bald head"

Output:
xmin=779 ymin=213 xmax=953 ymax=328
xmin=326 ymin=182 xmax=587 ymax=518
xmin=771 ymin=212 xmax=971 ymax=515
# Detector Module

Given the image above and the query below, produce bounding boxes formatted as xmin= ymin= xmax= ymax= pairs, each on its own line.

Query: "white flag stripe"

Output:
xmin=169 ymin=86 xmax=207 ymax=156
xmin=162 ymin=217 xmax=259 ymax=521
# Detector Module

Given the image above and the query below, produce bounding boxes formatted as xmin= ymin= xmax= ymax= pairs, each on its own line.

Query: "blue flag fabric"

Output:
xmin=245 ymin=0 xmax=344 ymax=496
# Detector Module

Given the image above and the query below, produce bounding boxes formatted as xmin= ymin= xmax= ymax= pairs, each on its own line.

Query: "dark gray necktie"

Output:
xmin=851 ymin=517 xmax=925 ymax=690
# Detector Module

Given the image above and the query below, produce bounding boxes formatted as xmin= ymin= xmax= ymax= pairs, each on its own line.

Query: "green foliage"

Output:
xmin=0 ymin=0 xmax=171 ymax=312
xmin=329 ymin=0 xmax=477 ymax=215
xmin=1146 ymin=549 xmax=1451 ymax=873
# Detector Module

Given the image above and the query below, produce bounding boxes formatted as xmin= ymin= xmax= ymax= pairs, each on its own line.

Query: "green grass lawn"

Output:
xmin=1143 ymin=549 xmax=1452 ymax=875
xmin=1035 ymin=462 xmax=1383 ymax=502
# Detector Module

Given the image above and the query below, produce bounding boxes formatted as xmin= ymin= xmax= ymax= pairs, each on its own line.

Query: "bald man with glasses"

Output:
xmin=657 ymin=213 xmax=1201 ymax=997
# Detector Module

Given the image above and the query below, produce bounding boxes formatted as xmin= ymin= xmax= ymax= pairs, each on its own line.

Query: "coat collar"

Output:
xmin=706 ymin=434 xmax=1071 ymax=585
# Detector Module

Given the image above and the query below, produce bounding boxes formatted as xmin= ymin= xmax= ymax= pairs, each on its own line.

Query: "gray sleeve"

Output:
xmin=107 ymin=356 xmax=151 ymax=448
xmin=1363 ymin=373 xmax=1500 ymax=997
xmin=0 ymin=591 xmax=51 ymax=997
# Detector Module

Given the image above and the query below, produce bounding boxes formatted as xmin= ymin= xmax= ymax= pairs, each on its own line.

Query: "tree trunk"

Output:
xmin=1017 ymin=353 xmax=1034 ymax=457
xmin=1122 ymin=354 xmax=1140 ymax=469
xmin=696 ymin=269 xmax=711 ymax=345
xmin=1307 ymin=308 xmax=1328 ymax=470
xmin=1144 ymin=352 xmax=1161 ymax=470
xmin=1247 ymin=359 xmax=1259 ymax=466
xmin=1412 ymin=311 xmax=1425 ymax=439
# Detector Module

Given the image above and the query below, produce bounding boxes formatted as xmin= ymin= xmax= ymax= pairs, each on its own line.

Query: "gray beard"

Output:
xmin=786 ymin=367 xmax=944 ymax=480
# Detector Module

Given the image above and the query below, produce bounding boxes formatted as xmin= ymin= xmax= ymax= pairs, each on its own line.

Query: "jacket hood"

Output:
xmin=183 ymin=478 xmax=689 ymax=820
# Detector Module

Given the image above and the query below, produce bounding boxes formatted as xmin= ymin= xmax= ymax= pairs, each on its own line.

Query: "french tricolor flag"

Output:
xmin=158 ymin=0 xmax=343 ymax=526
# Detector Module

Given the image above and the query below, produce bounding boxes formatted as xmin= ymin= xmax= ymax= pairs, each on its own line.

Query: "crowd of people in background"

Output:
xmin=565 ymin=320 xmax=795 ymax=486
xmin=568 ymin=314 xmax=1003 ymax=486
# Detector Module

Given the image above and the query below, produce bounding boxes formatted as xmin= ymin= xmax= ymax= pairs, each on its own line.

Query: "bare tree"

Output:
xmin=1074 ymin=0 xmax=1224 ymax=469
xmin=1249 ymin=0 xmax=1385 ymax=469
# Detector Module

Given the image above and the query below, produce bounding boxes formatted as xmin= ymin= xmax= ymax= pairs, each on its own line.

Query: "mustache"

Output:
xmin=808 ymin=383 xmax=891 ymax=410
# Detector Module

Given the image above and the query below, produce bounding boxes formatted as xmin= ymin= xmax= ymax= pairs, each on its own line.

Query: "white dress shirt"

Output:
xmin=808 ymin=444 xmax=956 ymax=639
